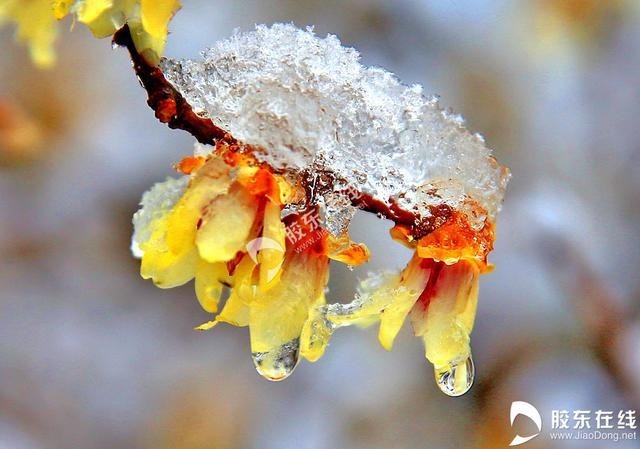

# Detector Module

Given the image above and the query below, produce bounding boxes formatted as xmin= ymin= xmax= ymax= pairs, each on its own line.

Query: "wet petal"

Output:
xmin=326 ymin=233 xmax=370 ymax=266
xmin=258 ymin=200 xmax=286 ymax=290
xmin=52 ymin=0 xmax=73 ymax=19
xmin=299 ymin=272 xmax=394 ymax=362
xmin=327 ymin=277 xmax=394 ymax=328
xmin=165 ymin=155 xmax=230 ymax=255
xmin=300 ymin=256 xmax=429 ymax=357
xmin=75 ymin=0 xmax=132 ymax=39
xmin=215 ymin=256 xmax=256 ymax=327
xmin=140 ymin=0 xmax=180 ymax=38
xmin=322 ymin=271 xmax=399 ymax=329
xmin=76 ymin=0 xmax=113 ymax=25
xmin=0 ymin=0 xmax=59 ymax=67
xmin=249 ymin=252 xmax=328 ymax=380
xmin=194 ymin=258 xmax=228 ymax=313
xmin=378 ymin=256 xmax=430 ymax=350
xmin=196 ymin=184 xmax=258 ymax=263
xmin=410 ymin=261 xmax=479 ymax=369
xmin=139 ymin=213 xmax=198 ymax=288
xmin=136 ymin=157 xmax=230 ymax=288
xmin=215 ymin=293 xmax=250 ymax=327
xmin=131 ymin=176 xmax=189 ymax=257
xmin=415 ymin=210 xmax=495 ymax=271
xmin=134 ymin=0 xmax=180 ymax=63
xmin=194 ymin=320 xmax=218 ymax=331
xmin=134 ymin=177 xmax=196 ymax=287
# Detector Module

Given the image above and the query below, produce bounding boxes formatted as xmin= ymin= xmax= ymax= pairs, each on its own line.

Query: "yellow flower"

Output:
xmin=0 ymin=0 xmax=58 ymax=67
xmin=0 ymin=0 xmax=181 ymax=67
xmin=527 ymin=0 xmax=634 ymax=57
xmin=301 ymin=209 xmax=493 ymax=395
xmin=132 ymin=145 xmax=369 ymax=381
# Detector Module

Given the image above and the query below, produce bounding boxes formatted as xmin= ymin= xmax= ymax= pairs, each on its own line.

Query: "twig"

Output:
xmin=112 ymin=25 xmax=235 ymax=146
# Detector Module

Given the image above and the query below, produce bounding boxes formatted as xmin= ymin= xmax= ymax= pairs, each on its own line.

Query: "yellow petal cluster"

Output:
xmin=0 ymin=0 xmax=58 ymax=66
xmin=0 ymin=0 xmax=181 ymax=67
xmin=133 ymin=149 xmax=357 ymax=380
xmin=303 ymin=257 xmax=479 ymax=365
xmin=133 ymin=146 xmax=497 ymax=393
xmin=299 ymin=213 xmax=492 ymax=395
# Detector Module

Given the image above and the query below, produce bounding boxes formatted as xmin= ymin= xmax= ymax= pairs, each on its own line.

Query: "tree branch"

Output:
xmin=112 ymin=25 xmax=235 ymax=146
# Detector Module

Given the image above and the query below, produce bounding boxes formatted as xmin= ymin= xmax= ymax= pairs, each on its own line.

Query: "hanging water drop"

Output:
xmin=251 ymin=338 xmax=300 ymax=381
xmin=434 ymin=355 xmax=475 ymax=397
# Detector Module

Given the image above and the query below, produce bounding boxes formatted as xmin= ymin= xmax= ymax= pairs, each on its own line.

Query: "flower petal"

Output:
xmin=76 ymin=0 xmax=113 ymax=25
xmin=258 ymin=200 xmax=286 ymax=290
xmin=0 ymin=0 xmax=59 ymax=67
xmin=196 ymin=184 xmax=258 ymax=263
xmin=410 ymin=261 xmax=479 ymax=369
xmin=52 ymin=0 xmax=73 ymax=19
xmin=137 ymin=157 xmax=230 ymax=288
xmin=378 ymin=256 xmax=430 ymax=350
xmin=326 ymin=232 xmax=370 ymax=266
xmin=216 ymin=293 xmax=250 ymax=327
xmin=165 ymin=156 xmax=230 ymax=255
xmin=300 ymin=268 xmax=408 ymax=362
xmin=300 ymin=256 xmax=429 ymax=357
xmin=194 ymin=320 xmax=217 ymax=331
xmin=194 ymin=258 xmax=228 ymax=313
xmin=134 ymin=0 xmax=180 ymax=62
xmin=249 ymin=252 xmax=328 ymax=379
xmin=139 ymin=213 xmax=198 ymax=288
xmin=76 ymin=0 xmax=131 ymax=39
xmin=414 ymin=209 xmax=495 ymax=271
xmin=215 ymin=256 xmax=256 ymax=327
xmin=140 ymin=0 xmax=180 ymax=39
xmin=322 ymin=272 xmax=399 ymax=329
xmin=131 ymin=176 xmax=189 ymax=258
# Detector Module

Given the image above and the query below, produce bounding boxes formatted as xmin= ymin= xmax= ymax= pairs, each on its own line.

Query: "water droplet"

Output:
xmin=434 ymin=355 xmax=474 ymax=397
xmin=251 ymin=338 xmax=300 ymax=381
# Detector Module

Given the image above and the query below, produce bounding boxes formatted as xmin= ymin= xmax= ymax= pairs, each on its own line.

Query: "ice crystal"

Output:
xmin=131 ymin=176 xmax=188 ymax=257
xmin=160 ymin=23 xmax=509 ymax=233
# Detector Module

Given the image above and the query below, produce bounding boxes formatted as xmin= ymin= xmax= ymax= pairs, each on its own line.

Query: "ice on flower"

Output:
xmin=131 ymin=24 xmax=510 ymax=394
xmin=161 ymin=23 xmax=509 ymax=232
xmin=131 ymin=176 xmax=189 ymax=258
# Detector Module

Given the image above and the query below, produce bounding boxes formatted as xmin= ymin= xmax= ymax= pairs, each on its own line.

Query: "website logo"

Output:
xmin=509 ymin=401 xmax=542 ymax=446
xmin=245 ymin=237 xmax=285 ymax=283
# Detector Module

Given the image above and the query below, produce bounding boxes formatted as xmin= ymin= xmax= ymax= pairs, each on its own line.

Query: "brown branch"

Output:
xmin=112 ymin=25 xmax=467 ymax=238
xmin=112 ymin=25 xmax=234 ymax=146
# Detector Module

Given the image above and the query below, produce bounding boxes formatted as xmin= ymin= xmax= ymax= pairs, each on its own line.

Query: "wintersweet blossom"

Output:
xmin=128 ymin=24 xmax=509 ymax=394
xmin=0 ymin=0 xmax=180 ymax=66
xmin=133 ymin=145 xmax=369 ymax=380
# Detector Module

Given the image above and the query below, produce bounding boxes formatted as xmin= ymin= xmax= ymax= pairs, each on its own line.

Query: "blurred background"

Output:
xmin=1 ymin=1 xmax=640 ymax=448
